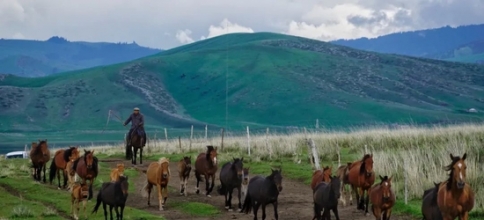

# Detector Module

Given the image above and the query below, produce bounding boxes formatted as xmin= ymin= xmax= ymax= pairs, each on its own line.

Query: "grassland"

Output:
xmin=1 ymin=32 xmax=484 ymax=142
xmin=0 ymin=36 xmax=161 ymax=77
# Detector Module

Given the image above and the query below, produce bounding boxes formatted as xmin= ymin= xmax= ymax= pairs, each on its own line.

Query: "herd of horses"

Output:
xmin=27 ymin=139 xmax=475 ymax=220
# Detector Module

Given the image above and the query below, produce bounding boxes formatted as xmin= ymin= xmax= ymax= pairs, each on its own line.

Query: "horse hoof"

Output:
xmin=365 ymin=213 xmax=370 ymax=216
xmin=238 ymin=208 xmax=242 ymax=212
xmin=180 ymin=192 xmax=184 ymax=195
xmin=195 ymin=190 xmax=200 ymax=194
xmin=206 ymin=195 xmax=211 ymax=198
xmin=225 ymin=206 xmax=230 ymax=210
xmin=228 ymin=209 xmax=233 ymax=212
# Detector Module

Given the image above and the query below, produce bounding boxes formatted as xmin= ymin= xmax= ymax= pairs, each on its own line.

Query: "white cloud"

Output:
xmin=11 ymin=32 xmax=25 ymax=39
xmin=200 ymin=18 xmax=254 ymax=40
xmin=175 ymin=29 xmax=194 ymax=44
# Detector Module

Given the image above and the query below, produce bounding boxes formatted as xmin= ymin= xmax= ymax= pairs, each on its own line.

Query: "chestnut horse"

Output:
xmin=437 ymin=153 xmax=475 ymax=220
xmin=194 ymin=145 xmax=218 ymax=197
xmin=30 ymin=140 xmax=50 ymax=183
xmin=347 ymin=154 xmax=375 ymax=215
xmin=310 ymin=166 xmax=332 ymax=190
xmin=143 ymin=157 xmax=171 ymax=211
xmin=336 ymin=162 xmax=353 ymax=206
xmin=369 ymin=175 xmax=395 ymax=220
xmin=49 ymin=146 xmax=80 ymax=189
xmin=110 ymin=163 xmax=125 ymax=182
xmin=177 ymin=156 xmax=192 ymax=196
xmin=73 ymin=150 xmax=99 ymax=200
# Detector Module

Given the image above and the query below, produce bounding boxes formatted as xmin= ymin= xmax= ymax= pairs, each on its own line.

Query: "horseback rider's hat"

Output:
xmin=133 ymin=107 xmax=140 ymax=111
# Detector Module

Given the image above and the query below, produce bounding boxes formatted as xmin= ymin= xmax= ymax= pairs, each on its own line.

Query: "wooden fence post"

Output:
xmin=265 ymin=128 xmax=270 ymax=159
xmin=189 ymin=125 xmax=194 ymax=151
xmin=221 ymin=128 xmax=225 ymax=151
xmin=205 ymin=125 xmax=208 ymax=141
xmin=178 ymin=136 xmax=182 ymax=152
xmin=246 ymin=126 xmax=251 ymax=156
xmin=164 ymin=128 xmax=168 ymax=142
xmin=303 ymin=127 xmax=315 ymax=169
xmin=308 ymin=138 xmax=320 ymax=170
xmin=404 ymin=160 xmax=408 ymax=204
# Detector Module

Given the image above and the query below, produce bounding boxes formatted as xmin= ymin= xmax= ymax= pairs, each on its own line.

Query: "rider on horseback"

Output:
xmin=123 ymin=107 xmax=146 ymax=147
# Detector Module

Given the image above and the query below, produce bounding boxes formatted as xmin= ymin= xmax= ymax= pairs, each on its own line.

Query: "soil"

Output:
xmin=102 ymin=159 xmax=415 ymax=220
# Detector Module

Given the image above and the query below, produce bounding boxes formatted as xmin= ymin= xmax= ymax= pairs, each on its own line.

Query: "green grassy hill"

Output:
xmin=1 ymin=32 xmax=484 ymax=138
xmin=429 ymin=39 xmax=484 ymax=64
xmin=0 ymin=36 xmax=161 ymax=77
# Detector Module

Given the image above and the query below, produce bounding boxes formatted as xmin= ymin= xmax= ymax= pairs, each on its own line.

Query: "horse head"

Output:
xmin=361 ymin=154 xmax=374 ymax=177
xmin=117 ymin=163 xmax=125 ymax=176
xmin=446 ymin=153 xmax=467 ymax=190
xmin=232 ymin=157 xmax=244 ymax=180
xmin=70 ymin=147 xmax=80 ymax=161
xmin=329 ymin=175 xmax=341 ymax=199
xmin=159 ymin=157 xmax=170 ymax=179
xmin=183 ymin=156 xmax=192 ymax=171
xmin=206 ymin=145 xmax=218 ymax=165
xmin=322 ymin=166 xmax=332 ymax=183
xmin=37 ymin=139 xmax=49 ymax=157
xmin=270 ymin=168 xmax=283 ymax=192
xmin=242 ymin=167 xmax=250 ymax=185
xmin=379 ymin=175 xmax=393 ymax=200
xmin=84 ymin=149 xmax=95 ymax=169
xmin=118 ymin=175 xmax=129 ymax=196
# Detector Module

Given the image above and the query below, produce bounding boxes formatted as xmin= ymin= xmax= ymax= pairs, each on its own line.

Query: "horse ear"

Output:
xmin=450 ymin=153 xmax=454 ymax=160
xmin=462 ymin=153 xmax=467 ymax=160
xmin=370 ymin=153 xmax=373 ymax=158
xmin=233 ymin=157 xmax=235 ymax=161
xmin=84 ymin=149 xmax=87 ymax=153
xmin=379 ymin=175 xmax=384 ymax=181
xmin=388 ymin=176 xmax=393 ymax=182
xmin=241 ymin=157 xmax=244 ymax=162
xmin=91 ymin=150 xmax=95 ymax=154
xmin=271 ymin=168 xmax=275 ymax=173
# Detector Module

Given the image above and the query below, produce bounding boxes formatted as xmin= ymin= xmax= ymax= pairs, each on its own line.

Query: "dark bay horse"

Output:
xmin=125 ymin=124 xmax=144 ymax=165
xmin=312 ymin=175 xmax=341 ymax=220
xmin=177 ymin=156 xmax=192 ymax=196
xmin=194 ymin=145 xmax=218 ymax=197
xmin=437 ymin=153 xmax=475 ymax=220
xmin=73 ymin=150 xmax=99 ymax=200
xmin=310 ymin=166 xmax=332 ymax=190
xmin=336 ymin=162 xmax=352 ymax=206
xmin=92 ymin=176 xmax=129 ymax=220
xmin=422 ymin=182 xmax=443 ymax=220
xmin=49 ymin=146 xmax=80 ymax=189
xmin=217 ymin=157 xmax=244 ymax=211
xmin=347 ymin=154 xmax=375 ymax=215
xmin=30 ymin=140 xmax=51 ymax=182
xmin=240 ymin=168 xmax=283 ymax=220
xmin=143 ymin=157 xmax=171 ymax=211
xmin=369 ymin=175 xmax=395 ymax=220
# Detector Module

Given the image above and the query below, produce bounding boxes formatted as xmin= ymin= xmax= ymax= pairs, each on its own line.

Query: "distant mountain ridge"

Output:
xmin=0 ymin=36 xmax=162 ymax=77
xmin=331 ymin=24 xmax=484 ymax=63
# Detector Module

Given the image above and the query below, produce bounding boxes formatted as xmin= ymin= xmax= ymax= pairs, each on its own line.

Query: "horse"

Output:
xmin=310 ymin=166 xmax=332 ymax=190
xmin=30 ymin=140 xmax=50 ymax=183
xmin=49 ymin=146 xmax=80 ymax=189
xmin=177 ymin=156 xmax=192 ymax=196
xmin=422 ymin=182 xmax=443 ymax=220
xmin=217 ymin=157 xmax=244 ymax=211
xmin=241 ymin=167 xmax=250 ymax=203
xmin=240 ymin=168 xmax=283 ymax=220
xmin=347 ymin=154 xmax=375 ymax=215
xmin=369 ymin=175 xmax=395 ymax=220
xmin=437 ymin=153 xmax=475 ymax=220
xmin=66 ymin=154 xmax=80 ymax=192
xmin=92 ymin=175 xmax=129 ymax=220
xmin=110 ymin=163 xmax=125 ymax=182
xmin=194 ymin=145 xmax=218 ymax=197
xmin=71 ymin=182 xmax=89 ymax=220
xmin=336 ymin=162 xmax=353 ymax=206
xmin=143 ymin=157 xmax=171 ymax=211
xmin=312 ymin=175 xmax=341 ymax=220
xmin=73 ymin=150 xmax=99 ymax=200
xmin=125 ymin=124 xmax=144 ymax=165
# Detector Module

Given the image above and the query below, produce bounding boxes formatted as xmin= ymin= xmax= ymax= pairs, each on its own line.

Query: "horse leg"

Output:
xmin=88 ymin=179 xmax=94 ymax=200
xmin=372 ymin=205 xmax=381 ymax=220
xmin=195 ymin=171 xmax=201 ymax=194
xmin=162 ymin=186 xmax=168 ymax=208
xmin=147 ymin=183 xmax=152 ymax=206
xmin=157 ymin=184 xmax=164 ymax=211
xmin=459 ymin=211 xmax=469 ymax=220
xmin=102 ymin=202 xmax=108 ymax=220
xmin=114 ymin=205 xmax=120 ymax=220
xmin=364 ymin=189 xmax=370 ymax=216
xmin=63 ymin=169 xmax=68 ymax=189
xmin=261 ymin=203 xmax=267 ymax=220
xmin=208 ymin=174 xmax=216 ymax=196
xmin=109 ymin=205 xmax=114 ymax=220
xmin=204 ymin=174 xmax=211 ymax=197
xmin=273 ymin=201 xmax=279 ymax=220
xmin=132 ymin=147 xmax=138 ymax=165
xmin=56 ymin=168 xmax=61 ymax=189
xmin=184 ymin=177 xmax=189 ymax=197
xmin=120 ymin=205 xmax=125 ymax=220
xmin=179 ymin=175 xmax=184 ymax=195
xmin=332 ymin=207 xmax=340 ymax=220
xmin=42 ymin=163 xmax=47 ymax=183
xmin=139 ymin=147 xmax=143 ymax=164
xmin=357 ymin=187 xmax=365 ymax=210
xmin=347 ymin=183 xmax=353 ymax=205
xmin=228 ymin=188 xmax=234 ymax=211
xmin=237 ymin=186 xmax=242 ymax=212
xmin=352 ymin=185 xmax=361 ymax=210
xmin=339 ymin=182 xmax=346 ymax=206
xmin=253 ymin=201 xmax=261 ymax=220
xmin=82 ymin=199 xmax=87 ymax=220
xmin=223 ymin=184 xmax=229 ymax=209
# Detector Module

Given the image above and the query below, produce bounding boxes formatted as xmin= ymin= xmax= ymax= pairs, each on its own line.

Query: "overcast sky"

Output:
xmin=1 ymin=0 xmax=483 ymax=49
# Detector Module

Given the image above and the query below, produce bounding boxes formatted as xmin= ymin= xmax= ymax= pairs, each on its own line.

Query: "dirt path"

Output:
xmin=103 ymin=159 xmax=413 ymax=220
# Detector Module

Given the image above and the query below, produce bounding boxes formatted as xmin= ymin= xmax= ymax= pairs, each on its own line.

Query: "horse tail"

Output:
xmin=217 ymin=184 xmax=226 ymax=195
xmin=91 ymin=189 xmax=102 ymax=214
xmin=49 ymin=159 xmax=57 ymax=184
xmin=141 ymin=181 xmax=150 ymax=198
xmin=240 ymin=190 xmax=252 ymax=214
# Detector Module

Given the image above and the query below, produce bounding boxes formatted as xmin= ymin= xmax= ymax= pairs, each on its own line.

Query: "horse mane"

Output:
xmin=444 ymin=155 xmax=462 ymax=190
xmin=34 ymin=140 xmax=47 ymax=155
xmin=359 ymin=154 xmax=371 ymax=174
xmin=231 ymin=158 xmax=242 ymax=169
xmin=158 ymin=157 xmax=171 ymax=176
xmin=205 ymin=145 xmax=215 ymax=161
xmin=63 ymin=147 xmax=75 ymax=162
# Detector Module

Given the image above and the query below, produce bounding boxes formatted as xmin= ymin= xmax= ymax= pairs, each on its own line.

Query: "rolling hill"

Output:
xmin=0 ymin=36 xmax=162 ymax=77
xmin=1 ymin=32 xmax=484 ymax=137
xmin=331 ymin=24 xmax=484 ymax=63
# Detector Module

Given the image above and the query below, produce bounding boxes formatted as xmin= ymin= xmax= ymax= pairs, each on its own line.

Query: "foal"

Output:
xmin=71 ymin=183 xmax=89 ymax=220
xmin=336 ymin=162 xmax=352 ymax=206
xmin=241 ymin=167 xmax=250 ymax=203
xmin=177 ymin=156 xmax=192 ymax=196
xmin=369 ymin=175 xmax=395 ymax=220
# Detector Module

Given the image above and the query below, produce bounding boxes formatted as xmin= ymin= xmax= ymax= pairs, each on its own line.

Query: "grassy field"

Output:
xmin=1 ymin=32 xmax=484 ymax=134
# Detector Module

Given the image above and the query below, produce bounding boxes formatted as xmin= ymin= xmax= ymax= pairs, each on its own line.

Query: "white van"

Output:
xmin=5 ymin=151 xmax=29 ymax=159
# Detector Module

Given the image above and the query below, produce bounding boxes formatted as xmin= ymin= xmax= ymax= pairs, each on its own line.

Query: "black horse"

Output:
xmin=421 ymin=182 xmax=443 ymax=220
xmin=92 ymin=176 xmax=129 ymax=220
xmin=312 ymin=175 xmax=341 ymax=220
xmin=217 ymin=157 xmax=244 ymax=211
xmin=240 ymin=168 xmax=283 ymax=220
xmin=125 ymin=124 xmax=144 ymax=165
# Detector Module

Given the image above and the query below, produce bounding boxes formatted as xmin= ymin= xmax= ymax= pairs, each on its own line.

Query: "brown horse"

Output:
xmin=71 ymin=182 xmax=89 ymax=220
xmin=143 ymin=157 xmax=171 ymax=211
xmin=437 ymin=153 xmax=475 ymax=220
xmin=194 ymin=145 xmax=218 ymax=197
xmin=30 ymin=140 xmax=50 ymax=183
xmin=73 ymin=150 xmax=99 ymax=200
xmin=110 ymin=163 xmax=125 ymax=182
xmin=49 ymin=146 xmax=80 ymax=189
xmin=125 ymin=124 xmax=144 ymax=165
xmin=369 ymin=175 xmax=395 ymax=220
xmin=347 ymin=154 xmax=375 ymax=215
xmin=177 ymin=156 xmax=192 ymax=196
xmin=310 ymin=166 xmax=332 ymax=190
xmin=336 ymin=162 xmax=353 ymax=206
